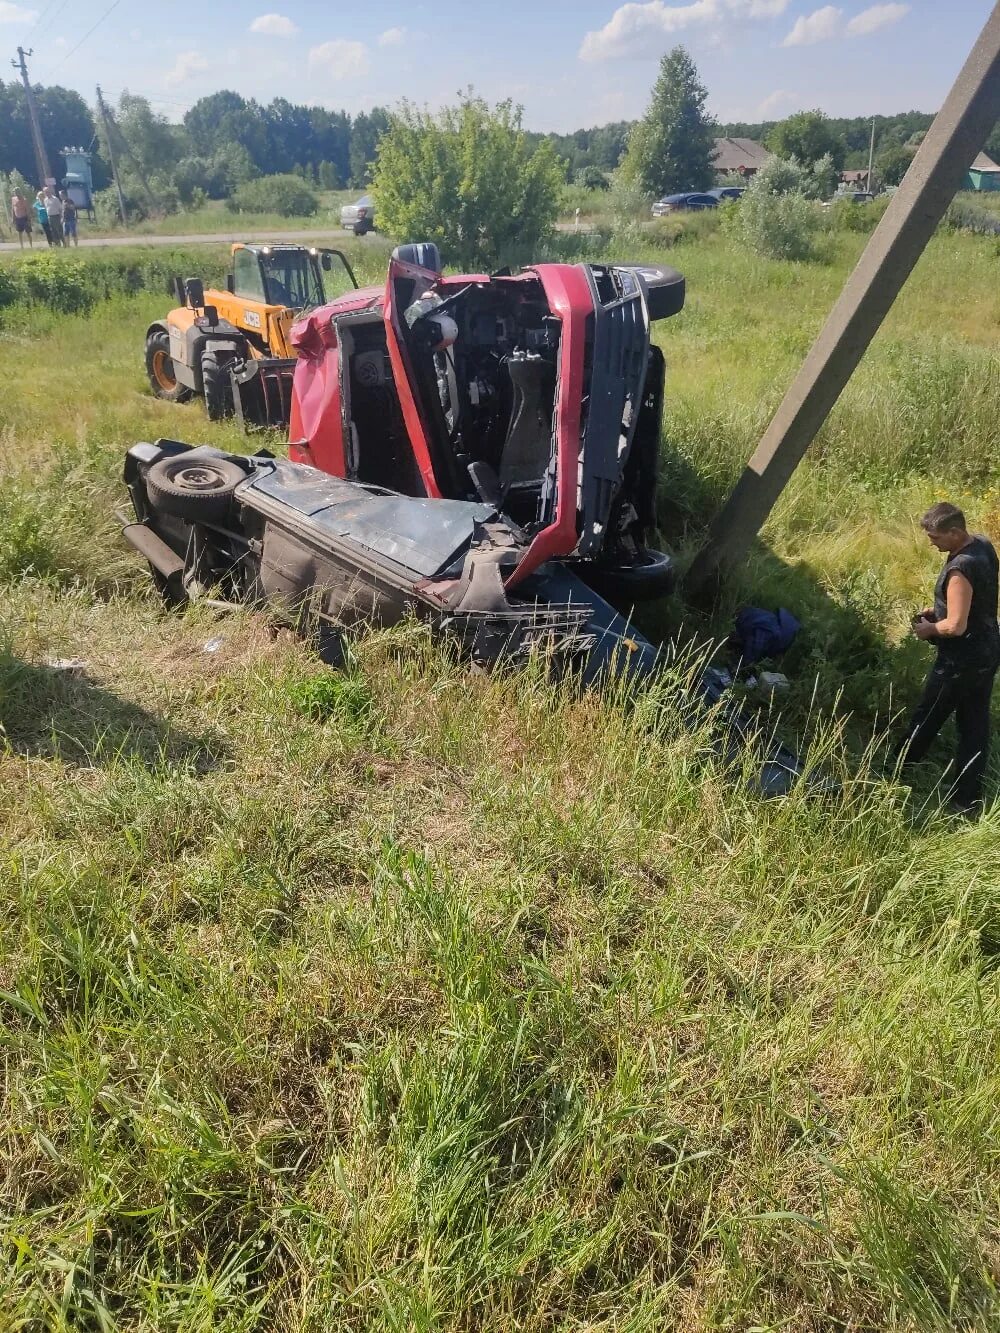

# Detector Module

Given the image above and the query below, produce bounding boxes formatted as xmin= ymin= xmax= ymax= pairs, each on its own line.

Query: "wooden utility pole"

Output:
xmin=11 ymin=46 xmax=53 ymax=187
xmin=685 ymin=2 xmax=1000 ymax=597
xmin=95 ymin=85 xmax=128 ymax=227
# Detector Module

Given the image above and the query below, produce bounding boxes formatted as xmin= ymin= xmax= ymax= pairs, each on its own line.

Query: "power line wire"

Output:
xmin=50 ymin=0 xmax=123 ymax=71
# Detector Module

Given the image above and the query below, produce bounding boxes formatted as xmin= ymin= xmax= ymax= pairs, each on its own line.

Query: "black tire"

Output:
xmin=617 ymin=263 xmax=686 ymax=321
xmin=582 ymin=548 xmax=676 ymax=603
xmin=145 ymin=329 xmax=193 ymax=403
xmin=145 ymin=455 xmax=246 ymax=522
xmin=201 ymin=347 xmax=234 ymax=421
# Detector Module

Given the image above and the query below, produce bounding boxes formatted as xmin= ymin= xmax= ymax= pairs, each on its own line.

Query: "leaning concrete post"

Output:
xmin=685 ymin=3 xmax=1000 ymax=596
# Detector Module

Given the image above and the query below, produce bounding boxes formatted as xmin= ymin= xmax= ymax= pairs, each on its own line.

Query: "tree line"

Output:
xmin=0 ymin=82 xmax=391 ymax=206
xmin=4 ymin=73 xmax=999 ymax=220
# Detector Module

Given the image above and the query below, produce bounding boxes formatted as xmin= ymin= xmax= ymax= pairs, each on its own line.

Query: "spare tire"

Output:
xmin=617 ymin=263 xmax=685 ymax=321
xmin=145 ymin=455 xmax=247 ymax=522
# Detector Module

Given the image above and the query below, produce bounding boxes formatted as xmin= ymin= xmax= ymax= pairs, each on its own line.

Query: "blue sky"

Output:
xmin=4 ymin=0 xmax=994 ymax=132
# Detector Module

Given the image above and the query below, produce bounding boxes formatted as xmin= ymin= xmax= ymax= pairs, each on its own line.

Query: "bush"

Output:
xmin=372 ymin=95 xmax=563 ymax=269
xmin=607 ymin=172 xmax=652 ymax=251
xmin=225 ymin=174 xmax=319 ymax=218
xmin=0 ymin=250 xmax=230 ymax=314
xmin=946 ymin=196 xmax=1000 ymax=237
xmin=576 ymin=166 xmax=609 ymax=191
xmin=723 ymin=157 xmax=820 ymax=261
xmin=824 ymin=193 xmax=892 ymax=234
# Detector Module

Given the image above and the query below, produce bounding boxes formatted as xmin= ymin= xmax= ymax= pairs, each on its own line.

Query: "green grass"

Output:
xmin=0 ymin=226 xmax=999 ymax=1329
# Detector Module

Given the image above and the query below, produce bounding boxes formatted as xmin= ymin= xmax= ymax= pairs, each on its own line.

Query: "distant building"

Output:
xmin=965 ymin=151 xmax=1000 ymax=192
xmin=712 ymin=137 xmax=772 ymax=179
xmin=840 ymin=169 xmax=872 ymax=190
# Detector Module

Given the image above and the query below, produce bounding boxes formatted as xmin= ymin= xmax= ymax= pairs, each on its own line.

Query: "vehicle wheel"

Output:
xmin=145 ymin=455 xmax=246 ymax=521
xmin=583 ymin=548 xmax=676 ymax=603
xmin=201 ymin=347 xmax=234 ymax=421
xmin=617 ymin=263 xmax=686 ymax=321
xmin=146 ymin=330 xmax=193 ymax=403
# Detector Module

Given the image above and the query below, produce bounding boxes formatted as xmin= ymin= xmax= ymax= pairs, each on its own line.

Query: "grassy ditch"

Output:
xmin=0 ymin=229 xmax=999 ymax=1329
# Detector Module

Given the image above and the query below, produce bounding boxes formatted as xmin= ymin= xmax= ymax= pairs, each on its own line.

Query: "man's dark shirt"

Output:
xmin=933 ymin=534 xmax=1000 ymax=670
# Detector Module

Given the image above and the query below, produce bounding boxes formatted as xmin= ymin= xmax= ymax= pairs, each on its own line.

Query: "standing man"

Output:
xmin=899 ymin=503 xmax=1000 ymax=817
xmin=44 ymin=186 xmax=65 ymax=247
xmin=61 ymin=191 xmax=79 ymax=246
xmin=10 ymin=189 xmax=33 ymax=248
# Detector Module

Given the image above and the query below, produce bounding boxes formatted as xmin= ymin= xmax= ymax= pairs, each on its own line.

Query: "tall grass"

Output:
xmin=0 ymin=226 xmax=998 ymax=1328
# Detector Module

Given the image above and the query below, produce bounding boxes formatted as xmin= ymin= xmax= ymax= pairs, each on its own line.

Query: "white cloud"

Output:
xmin=0 ymin=1 xmax=38 ymax=22
xmin=164 ymin=51 xmax=210 ymax=86
xmin=781 ymin=5 xmax=842 ymax=46
xmin=846 ymin=2 xmax=908 ymax=37
xmin=249 ymin=12 xmax=298 ymax=36
xmin=308 ymin=38 xmax=370 ymax=78
xmin=378 ymin=26 xmax=406 ymax=46
xmin=757 ymin=88 xmax=797 ymax=115
xmin=579 ymin=0 xmax=790 ymax=62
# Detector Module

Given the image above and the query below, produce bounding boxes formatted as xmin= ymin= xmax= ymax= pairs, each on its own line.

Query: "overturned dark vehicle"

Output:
xmin=123 ymin=250 xmax=804 ymax=794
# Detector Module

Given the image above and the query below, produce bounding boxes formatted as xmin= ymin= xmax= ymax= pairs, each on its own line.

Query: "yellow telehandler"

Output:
xmin=144 ymin=242 xmax=357 ymax=428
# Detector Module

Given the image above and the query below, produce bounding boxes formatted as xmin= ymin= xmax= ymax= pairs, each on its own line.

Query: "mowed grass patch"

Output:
xmin=0 ymin=233 xmax=999 ymax=1327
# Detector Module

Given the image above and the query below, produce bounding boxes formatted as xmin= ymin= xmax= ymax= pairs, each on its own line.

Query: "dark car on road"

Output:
xmin=651 ymin=192 xmax=719 ymax=216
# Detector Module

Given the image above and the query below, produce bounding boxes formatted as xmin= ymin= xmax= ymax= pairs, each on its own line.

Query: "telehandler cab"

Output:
xmin=144 ymin=242 xmax=357 ymax=429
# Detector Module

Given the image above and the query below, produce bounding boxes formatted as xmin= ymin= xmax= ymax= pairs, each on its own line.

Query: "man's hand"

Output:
xmin=913 ymin=618 xmax=938 ymax=640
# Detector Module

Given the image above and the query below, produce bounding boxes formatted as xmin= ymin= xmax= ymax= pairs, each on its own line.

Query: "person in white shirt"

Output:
xmin=44 ymin=187 xmax=65 ymax=246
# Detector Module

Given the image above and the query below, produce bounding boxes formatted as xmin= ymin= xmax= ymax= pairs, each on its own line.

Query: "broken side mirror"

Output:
xmin=184 ymin=277 xmax=205 ymax=310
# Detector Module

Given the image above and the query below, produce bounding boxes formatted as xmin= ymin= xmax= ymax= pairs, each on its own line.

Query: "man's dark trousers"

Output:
xmin=900 ymin=659 xmax=997 ymax=807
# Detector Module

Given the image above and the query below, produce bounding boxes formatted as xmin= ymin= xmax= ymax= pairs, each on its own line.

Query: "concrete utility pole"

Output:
xmin=685 ymin=2 xmax=1000 ymax=597
xmin=95 ymin=86 xmax=128 ymax=227
xmin=866 ymin=116 xmax=876 ymax=192
xmin=11 ymin=46 xmax=53 ymax=187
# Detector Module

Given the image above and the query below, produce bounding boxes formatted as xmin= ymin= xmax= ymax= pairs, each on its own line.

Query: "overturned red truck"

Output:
xmin=122 ymin=244 xmax=801 ymax=793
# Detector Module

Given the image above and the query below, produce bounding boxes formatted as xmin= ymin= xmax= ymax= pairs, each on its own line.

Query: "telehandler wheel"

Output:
xmin=202 ymin=348 xmax=235 ymax=421
xmin=146 ymin=330 xmax=193 ymax=403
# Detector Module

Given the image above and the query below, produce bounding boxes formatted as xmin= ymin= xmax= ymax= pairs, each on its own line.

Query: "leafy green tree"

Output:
xmin=576 ymin=165 xmax=609 ymax=190
xmin=372 ymin=95 xmax=563 ymax=269
xmin=767 ymin=110 xmax=845 ymax=172
xmin=349 ymin=108 xmax=390 ymax=187
xmin=619 ymin=47 xmax=715 ymax=196
xmin=877 ymin=142 xmax=913 ymax=187
xmin=0 ymin=79 xmax=94 ymax=185
xmin=317 ymin=159 xmax=340 ymax=190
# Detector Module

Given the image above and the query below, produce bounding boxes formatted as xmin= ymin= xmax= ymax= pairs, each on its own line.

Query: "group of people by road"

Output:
xmin=9 ymin=185 xmax=80 ymax=248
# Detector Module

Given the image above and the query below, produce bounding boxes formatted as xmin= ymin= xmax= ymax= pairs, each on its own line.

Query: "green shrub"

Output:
xmin=824 ymin=193 xmax=892 ymax=234
xmin=0 ymin=250 xmax=229 ymax=314
xmin=724 ymin=158 xmax=820 ymax=261
xmin=372 ymin=95 xmax=563 ymax=269
xmin=225 ymin=174 xmax=319 ymax=218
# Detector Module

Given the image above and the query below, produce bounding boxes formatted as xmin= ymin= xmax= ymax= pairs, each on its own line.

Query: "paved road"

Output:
xmin=0 ymin=228 xmax=356 ymax=253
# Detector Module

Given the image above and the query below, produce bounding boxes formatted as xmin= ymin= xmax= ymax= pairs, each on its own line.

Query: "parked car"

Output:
xmin=651 ymin=192 xmax=719 ymax=216
xmin=340 ymin=194 xmax=375 ymax=235
xmin=708 ymin=187 xmax=746 ymax=202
